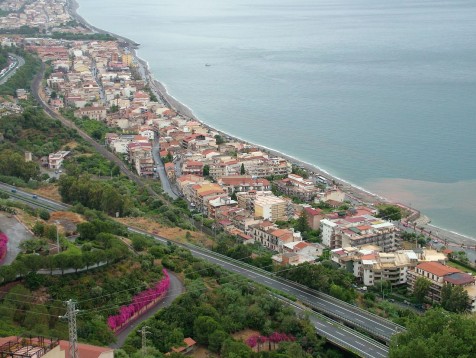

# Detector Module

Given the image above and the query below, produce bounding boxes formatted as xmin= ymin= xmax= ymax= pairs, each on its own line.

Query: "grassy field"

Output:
xmin=447 ymin=260 xmax=476 ymax=275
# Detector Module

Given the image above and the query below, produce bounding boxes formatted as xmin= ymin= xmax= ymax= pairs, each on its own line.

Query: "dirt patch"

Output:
xmin=15 ymin=209 xmax=39 ymax=230
xmin=63 ymin=140 xmax=80 ymax=149
xmin=193 ymin=347 xmax=216 ymax=358
xmin=32 ymin=184 xmax=62 ymax=202
xmin=116 ymin=217 xmax=208 ymax=244
xmin=49 ymin=211 xmax=85 ymax=234
xmin=232 ymin=329 xmax=261 ymax=342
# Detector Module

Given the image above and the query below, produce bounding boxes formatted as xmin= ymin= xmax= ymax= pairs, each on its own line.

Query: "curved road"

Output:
xmin=0 ymin=53 xmax=24 ymax=85
xmin=110 ymin=271 xmax=184 ymax=348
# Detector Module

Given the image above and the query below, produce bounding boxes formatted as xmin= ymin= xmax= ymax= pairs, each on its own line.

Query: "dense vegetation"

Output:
xmin=389 ymin=308 xmax=476 ymax=358
xmin=51 ymin=32 xmax=116 ymax=41
xmin=0 ymin=216 xmax=159 ymax=345
xmin=118 ymin=239 xmax=335 ymax=357
xmin=0 ymin=149 xmax=40 ymax=181
xmin=0 ymin=47 xmax=41 ymax=96
xmin=0 ymin=103 xmax=78 ymax=158
xmin=0 ymin=26 xmax=40 ymax=35
xmin=277 ymin=262 xmax=356 ymax=303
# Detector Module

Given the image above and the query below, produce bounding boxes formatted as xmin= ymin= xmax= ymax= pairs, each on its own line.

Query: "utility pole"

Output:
xmin=60 ymin=299 xmax=79 ymax=358
xmin=138 ymin=326 xmax=150 ymax=357
xmin=55 ymin=221 xmax=61 ymax=253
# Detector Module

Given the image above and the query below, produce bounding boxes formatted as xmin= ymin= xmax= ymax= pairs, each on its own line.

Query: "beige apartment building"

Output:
xmin=254 ymin=195 xmax=287 ymax=222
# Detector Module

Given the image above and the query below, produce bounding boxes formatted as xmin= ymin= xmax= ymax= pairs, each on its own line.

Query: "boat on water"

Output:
xmin=205 ymin=63 xmax=211 ymax=67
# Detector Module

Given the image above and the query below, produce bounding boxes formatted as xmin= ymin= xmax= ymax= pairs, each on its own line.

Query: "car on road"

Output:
xmin=32 ymin=195 xmax=38 ymax=199
xmin=11 ymin=188 xmax=16 ymax=193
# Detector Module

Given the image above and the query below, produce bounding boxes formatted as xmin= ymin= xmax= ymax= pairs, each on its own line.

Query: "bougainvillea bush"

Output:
xmin=0 ymin=233 xmax=8 ymax=262
xmin=107 ymin=269 xmax=170 ymax=331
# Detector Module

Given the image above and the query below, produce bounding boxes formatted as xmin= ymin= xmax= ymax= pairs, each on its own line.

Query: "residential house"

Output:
xmin=217 ymin=175 xmax=271 ymax=194
xmin=250 ymin=222 xmax=302 ymax=252
xmin=75 ymin=106 xmax=107 ymax=121
xmin=48 ymin=150 xmax=70 ymax=169
xmin=276 ymin=174 xmax=319 ymax=202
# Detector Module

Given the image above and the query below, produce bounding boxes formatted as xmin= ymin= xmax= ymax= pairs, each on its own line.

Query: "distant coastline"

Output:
xmin=67 ymin=0 xmax=476 ymax=248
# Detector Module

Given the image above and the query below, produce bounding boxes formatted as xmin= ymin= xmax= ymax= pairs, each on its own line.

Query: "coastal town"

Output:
xmin=0 ymin=0 xmax=475 ymax=309
xmin=0 ymin=1 xmax=475 ymax=358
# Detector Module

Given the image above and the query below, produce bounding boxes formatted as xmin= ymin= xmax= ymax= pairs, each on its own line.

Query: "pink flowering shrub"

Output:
xmin=0 ymin=233 xmax=8 ymax=262
xmin=107 ymin=269 xmax=170 ymax=331
xmin=246 ymin=332 xmax=295 ymax=350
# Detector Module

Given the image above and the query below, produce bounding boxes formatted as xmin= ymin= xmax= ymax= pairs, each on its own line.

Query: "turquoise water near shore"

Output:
xmin=76 ymin=0 xmax=476 ymax=238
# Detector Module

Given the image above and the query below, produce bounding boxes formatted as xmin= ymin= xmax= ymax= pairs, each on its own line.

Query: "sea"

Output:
xmin=76 ymin=0 xmax=476 ymax=239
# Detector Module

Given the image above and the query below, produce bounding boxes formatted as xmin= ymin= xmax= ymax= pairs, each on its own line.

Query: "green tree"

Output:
xmin=377 ymin=205 xmax=402 ymax=221
xmin=215 ymin=135 xmax=225 ymax=145
xmin=203 ymin=164 xmax=210 ymax=177
xmin=413 ymin=277 xmax=431 ymax=303
xmin=295 ymin=210 xmax=310 ymax=233
xmin=209 ymin=330 xmax=228 ymax=353
xmin=240 ymin=163 xmax=246 ymax=175
xmin=221 ymin=339 xmax=251 ymax=358
xmin=193 ymin=316 xmax=221 ymax=345
xmin=389 ymin=308 xmax=476 ymax=358
xmin=441 ymin=284 xmax=469 ymax=313
xmin=38 ymin=209 xmax=50 ymax=221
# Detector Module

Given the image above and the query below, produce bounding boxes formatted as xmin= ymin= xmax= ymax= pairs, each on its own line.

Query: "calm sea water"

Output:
xmin=77 ymin=0 xmax=476 ymax=238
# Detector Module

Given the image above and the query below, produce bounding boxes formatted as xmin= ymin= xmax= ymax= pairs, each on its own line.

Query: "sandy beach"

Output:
xmin=67 ymin=0 xmax=476 ymax=251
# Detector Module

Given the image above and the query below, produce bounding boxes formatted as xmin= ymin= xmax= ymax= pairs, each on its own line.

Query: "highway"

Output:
xmin=0 ymin=182 xmax=70 ymax=212
xmin=184 ymin=244 xmax=403 ymax=342
xmin=284 ymin=299 xmax=389 ymax=358
xmin=128 ymin=227 xmax=391 ymax=357
xmin=2 ymin=186 xmax=393 ymax=357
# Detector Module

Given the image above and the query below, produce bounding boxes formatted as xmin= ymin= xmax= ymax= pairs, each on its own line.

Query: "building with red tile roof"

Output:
xmin=408 ymin=261 xmax=476 ymax=309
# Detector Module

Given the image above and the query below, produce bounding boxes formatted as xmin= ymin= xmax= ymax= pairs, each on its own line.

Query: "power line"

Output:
xmin=60 ymin=299 xmax=80 ymax=358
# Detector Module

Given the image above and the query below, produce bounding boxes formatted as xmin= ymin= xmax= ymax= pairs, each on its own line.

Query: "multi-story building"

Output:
xmin=217 ymin=175 xmax=271 ymax=194
xmin=254 ymin=195 xmax=288 ymax=222
xmin=276 ymin=174 xmax=320 ymax=201
xmin=250 ymin=221 xmax=302 ymax=252
xmin=182 ymin=160 xmax=204 ymax=176
xmin=189 ymin=183 xmax=227 ymax=214
xmin=407 ymin=261 xmax=476 ymax=310
xmin=320 ymin=214 xmax=398 ymax=252
xmin=332 ymin=247 xmax=448 ymax=287
xmin=75 ymin=106 xmax=107 ymax=121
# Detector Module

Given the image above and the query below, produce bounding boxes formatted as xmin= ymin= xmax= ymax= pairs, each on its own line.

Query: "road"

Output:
xmin=110 ymin=271 xmax=185 ymax=349
xmin=283 ymin=298 xmax=389 ymax=358
xmin=185 ymin=244 xmax=402 ymax=342
xmin=151 ymin=140 xmax=178 ymax=199
xmin=3 ymin=187 xmax=393 ymax=357
xmin=0 ymin=54 xmax=24 ymax=85
xmin=128 ymin=227 xmax=398 ymax=357
xmin=0 ymin=182 xmax=70 ymax=212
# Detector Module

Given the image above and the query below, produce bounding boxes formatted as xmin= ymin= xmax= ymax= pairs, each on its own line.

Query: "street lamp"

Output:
xmin=55 ymin=220 xmax=61 ymax=254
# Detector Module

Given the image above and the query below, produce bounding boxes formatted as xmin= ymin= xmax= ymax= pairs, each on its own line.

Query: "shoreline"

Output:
xmin=68 ymin=0 xmax=476 ymax=248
